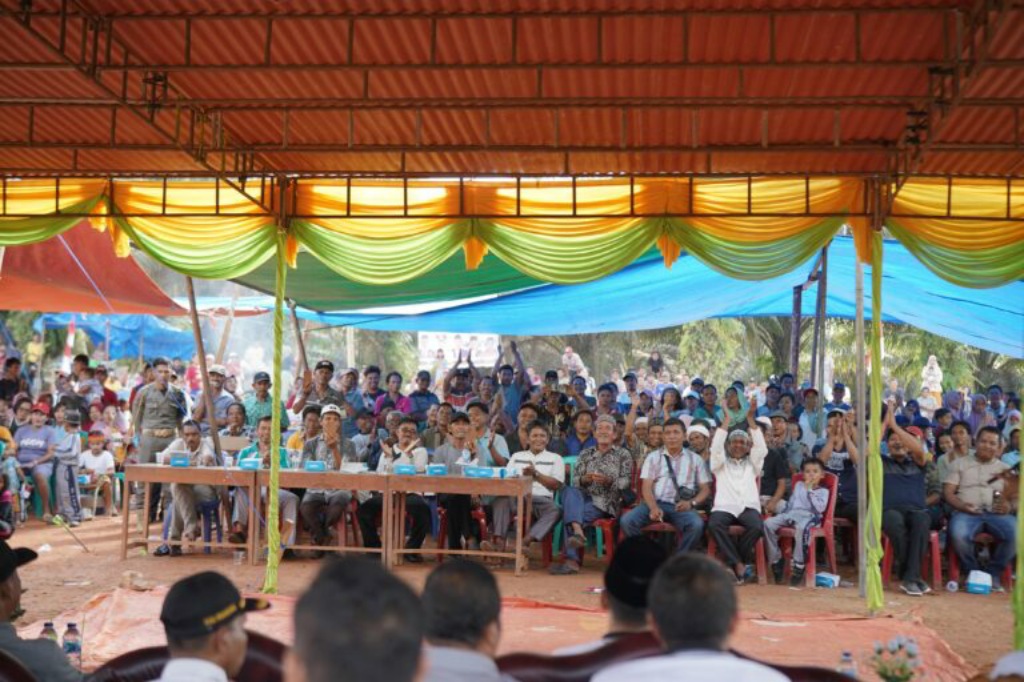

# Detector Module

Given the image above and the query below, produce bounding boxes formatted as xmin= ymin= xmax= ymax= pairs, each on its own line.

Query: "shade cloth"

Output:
xmin=32 ymin=314 xmax=196 ymax=360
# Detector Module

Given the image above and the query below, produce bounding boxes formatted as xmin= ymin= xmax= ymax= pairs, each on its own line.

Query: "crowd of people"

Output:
xmin=0 ymin=344 xmax=1020 ymax=597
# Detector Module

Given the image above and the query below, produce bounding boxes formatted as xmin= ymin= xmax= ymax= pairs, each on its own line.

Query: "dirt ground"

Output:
xmin=10 ymin=515 xmax=1012 ymax=672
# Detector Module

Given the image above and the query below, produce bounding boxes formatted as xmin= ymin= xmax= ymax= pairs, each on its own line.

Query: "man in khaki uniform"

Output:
xmin=132 ymin=357 xmax=187 ymax=522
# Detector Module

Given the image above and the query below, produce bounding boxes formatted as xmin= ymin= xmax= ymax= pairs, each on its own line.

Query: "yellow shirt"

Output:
xmin=24 ymin=341 xmax=42 ymax=364
xmin=285 ymin=431 xmax=307 ymax=452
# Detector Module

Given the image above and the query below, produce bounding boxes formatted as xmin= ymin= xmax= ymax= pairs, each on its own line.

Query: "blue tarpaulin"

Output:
xmin=33 ymin=314 xmax=196 ymax=360
xmin=293 ymin=236 xmax=1024 ymax=358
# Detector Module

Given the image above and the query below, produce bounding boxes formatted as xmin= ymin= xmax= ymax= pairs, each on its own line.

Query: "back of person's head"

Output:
xmin=422 ymin=560 xmax=501 ymax=654
xmin=648 ymin=553 xmax=737 ymax=652
xmin=603 ymin=536 xmax=668 ymax=628
xmin=288 ymin=557 xmax=423 ymax=682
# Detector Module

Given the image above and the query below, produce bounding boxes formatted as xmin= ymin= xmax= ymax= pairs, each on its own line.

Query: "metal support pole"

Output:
xmin=789 ymin=285 xmax=802 ymax=379
xmin=185 ymin=276 xmax=222 ymax=457
xmin=855 ymin=254 xmax=867 ymax=598
xmin=816 ymin=246 xmax=829 ymax=390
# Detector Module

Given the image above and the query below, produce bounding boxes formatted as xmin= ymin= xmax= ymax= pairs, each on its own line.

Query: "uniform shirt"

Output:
xmin=242 ymin=393 xmax=290 ymax=430
xmin=0 ymin=622 xmax=83 ymax=682
xmin=14 ymin=424 xmax=56 ymax=466
xmin=156 ymin=658 xmax=228 ymax=682
xmin=640 ymin=448 xmax=712 ymax=506
xmin=573 ymin=445 xmax=633 ymax=516
xmin=710 ymin=428 xmax=768 ymax=517
xmin=593 ymin=649 xmax=789 ymax=682
xmin=506 ymin=449 xmax=565 ymax=499
xmin=944 ymin=454 xmax=1009 ymax=510
xmin=81 ymin=449 xmax=115 ymax=475
xmin=132 ymin=383 xmax=187 ymax=431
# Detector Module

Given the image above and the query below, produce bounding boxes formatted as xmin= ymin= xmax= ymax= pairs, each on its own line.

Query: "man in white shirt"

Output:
xmin=592 ymin=554 xmax=788 ymax=682
xmin=356 ymin=416 xmax=431 ymax=561
xmin=484 ymin=421 xmax=564 ymax=559
xmin=156 ymin=571 xmax=269 ymax=682
xmin=620 ymin=418 xmax=711 ymax=553
xmin=80 ymin=430 xmax=117 ymax=518
xmin=707 ymin=405 xmax=768 ymax=585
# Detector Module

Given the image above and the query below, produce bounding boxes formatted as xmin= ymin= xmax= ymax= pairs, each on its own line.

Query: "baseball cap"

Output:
xmin=544 ymin=370 xmax=559 ymax=379
xmin=30 ymin=401 xmax=50 ymax=416
xmin=604 ymin=536 xmax=668 ymax=610
xmin=768 ymin=410 xmax=788 ymax=420
xmin=208 ymin=364 xmax=227 ymax=377
xmin=320 ymin=404 xmax=344 ymax=419
xmin=160 ymin=571 xmax=269 ymax=639
xmin=803 ymin=387 xmax=819 ymax=396
xmin=252 ymin=371 xmax=271 ymax=384
xmin=0 ymin=540 xmax=37 ymax=583
xmin=315 ymin=360 xmax=335 ymax=373
xmin=684 ymin=390 xmax=700 ymax=400
xmin=833 ymin=381 xmax=846 ymax=390
xmin=827 ymin=407 xmax=847 ymax=417
xmin=690 ymin=377 xmax=704 ymax=387
xmin=340 ymin=367 xmax=359 ymax=377
xmin=905 ymin=426 xmax=924 ymax=439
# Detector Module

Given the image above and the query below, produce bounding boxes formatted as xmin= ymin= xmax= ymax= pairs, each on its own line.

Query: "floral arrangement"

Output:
xmin=871 ymin=636 xmax=921 ymax=681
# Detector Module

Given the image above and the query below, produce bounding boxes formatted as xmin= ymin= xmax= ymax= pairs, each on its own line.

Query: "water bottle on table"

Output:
xmin=39 ymin=621 xmax=58 ymax=642
xmin=62 ymin=622 xmax=82 ymax=669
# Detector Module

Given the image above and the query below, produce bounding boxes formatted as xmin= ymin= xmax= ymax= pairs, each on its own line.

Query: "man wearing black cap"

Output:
xmin=554 ymin=536 xmax=669 ymax=656
xmin=156 ymin=571 xmax=269 ymax=681
xmin=243 ymin=371 xmax=290 ymax=431
xmin=0 ymin=540 xmax=83 ymax=680
xmin=824 ymin=381 xmax=852 ymax=412
xmin=292 ymin=360 xmax=344 ymax=415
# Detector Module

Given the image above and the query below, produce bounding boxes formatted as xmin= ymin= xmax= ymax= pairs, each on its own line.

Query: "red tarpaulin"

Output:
xmin=0 ymin=222 xmax=183 ymax=315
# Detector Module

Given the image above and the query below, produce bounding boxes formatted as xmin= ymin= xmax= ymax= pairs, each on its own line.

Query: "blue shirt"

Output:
xmin=565 ymin=432 xmax=597 ymax=458
xmin=881 ymin=455 xmax=926 ymax=510
xmin=14 ymin=425 xmax=56 ymax=466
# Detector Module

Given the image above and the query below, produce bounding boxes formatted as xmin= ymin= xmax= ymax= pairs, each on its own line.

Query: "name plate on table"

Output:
xmin=426 ymin=464 xmax=448 ymax=476
xmin=238 ymin=459 xmax=260 ymax=471
xmin=393 ymin=464 xmax=418 ymax=476
xmin=340 ymin=462 xmax=369 ymax=474
xmin=169 ymin=456 xmax=191 ymax=467
xmin=464 ymin=466 xmax=506 ymax=479
xmin=304 ymin=460 xmax=327 ymax=472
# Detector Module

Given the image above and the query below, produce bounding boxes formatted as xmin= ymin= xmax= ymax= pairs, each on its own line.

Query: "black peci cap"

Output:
xmin=159 ymin=571 xmax=270 ymax=639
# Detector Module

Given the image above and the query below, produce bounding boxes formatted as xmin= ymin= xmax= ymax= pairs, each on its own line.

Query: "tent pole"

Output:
xmin=185 ymin=276 xmax=223 ymax=458
xmin=104 ymin=320 xmax=111 ymax=362
xmin=289 ymin=301 xmax=309 ymax=376
xmin=816 ymin=246 xmax=828 ymax=390
xmin=789 ymin=286 xmax=802 ymax=379
xmin=855 ymin=251 xmax=867 ymax=599
xmin=214 ymin=286 xmax=239 ymax=364
xmin=345 ymin=326 xmax=356 ymax=368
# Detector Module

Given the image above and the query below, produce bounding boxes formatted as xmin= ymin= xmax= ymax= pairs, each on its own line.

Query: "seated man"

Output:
xmin=421 ymin=560 xmax=507 ymax=682
xmin=484 ymin=421 xmax=564 ymax=559
xmin=0 ymin=540 xmax=83 ymax=681
xmin=432 ymin=413 xmax=481 ymax=551
xmin=880 ymin=404 xmax=936 ymax=596
xmin=80 ymin=430 xmax=117 ymax=518
xmin=157 ymin=571 xmax=269 ymax=682
xmin=156 ymin=420 xmax=219 ymax=557
xmin=298 ymin=405 xmax=357 ymax=549
xmin=944 ymin=425 xmax=1017 ymax=591
xmin=707 ymin=406 xmax=767 ymax=584
xmin=551 ymin=414 xmax=633 ymax=575
xmin=285 ymin=404 xmax=321 ymax=452
xmin=763 ymin=458 xmax=829 ymax=586
xmin=620 ymin=418 xmax=711 ymax=554
xmin=357 ymin=417 xmax=431 ymax=561
xmin=592 ymin=553 xmax=787 ymax=682
xmin=350 ymin=409 xmax=386 ymax=471
xmin=233 ymin=416 xmax=300 ymax=560
xmin=760 ymin=411 xmax=792 ymax=513
xmin=554 ymin=536 xmax=668 ymax=655
xmin=286 ymin=557 xmax=423 ymax=682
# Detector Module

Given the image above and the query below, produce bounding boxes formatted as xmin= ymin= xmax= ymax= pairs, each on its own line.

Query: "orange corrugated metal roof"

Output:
xmin=2 ymin=0 xmax=1023 ymax=178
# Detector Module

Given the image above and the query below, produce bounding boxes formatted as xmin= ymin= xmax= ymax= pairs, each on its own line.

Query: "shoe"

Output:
xmin=567 ymin=533 xmax=586 ymax=551
xmin=743 ymin=564 xmax=755 ymax=584
xmin=228 ymin=531 xmax=246 ymax=545
xmin=170 ymin=545 xmax=182 ymax=556
xmin=42 ymin=513 xmax=53 ymax=524
xmin=154 ymin=544 xmax=171 ymax=557
xmin=70 ymin=520 xmax=80 ymax=528
xmin=992 ymin=579 xmax=1006 ymax=593
xmin=282 ymin=549 xmax=297 ymax=561
xmin=479 ymin=540 xmax=496 ymax=553
xmin=790 ymin=565 xmax=806 ymax=587
xmin=916 ymin=580 xmax=933 ymax=595
xmin=771 ymin=560 xmax=785 ymax=585
xmin=549 ymin=561 xmax=580 ymax=575
xmin=405 ymin=553 xmax=424 ymax=564
xmin=900 ymin=581 xmax=924 ymax=597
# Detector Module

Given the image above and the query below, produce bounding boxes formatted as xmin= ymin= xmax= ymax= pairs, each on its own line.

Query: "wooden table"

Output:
xmin=388 ymin=474 xmax=533 ymax=576
xmin=255 ymin=470 xmax=392 ymax=565
xmin=120 ymin=464 xmax=258 ymax=564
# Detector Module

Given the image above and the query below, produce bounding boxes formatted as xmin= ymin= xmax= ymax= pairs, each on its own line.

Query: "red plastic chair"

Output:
xmin=947 ymin=531 xmax=1014 ymax=587
xmin=882 ymin=529 xmax=942 ymax=592
xmin=436 ymin=507 xmax=490 ymax=561
xmin=591 ymin=517 xmax=618 ymax=561
xmin=334 ymin=498 xmax=363 ymax=548
xmin=778 ymin=472 xmax=838 ymax=587
xmin=707 ymin=527 xmax=769 ymax=585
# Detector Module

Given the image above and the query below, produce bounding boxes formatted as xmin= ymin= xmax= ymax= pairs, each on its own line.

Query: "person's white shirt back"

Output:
xmin=592 ymin=649 xmax=790 ymax=682
xmin=81 ymin=450 xmax=116 ymax=476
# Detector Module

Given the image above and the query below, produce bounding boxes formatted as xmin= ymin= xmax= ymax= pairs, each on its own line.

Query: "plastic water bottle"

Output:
xmin=836 ymin=651 xmax=857 ymax=677
xmin=946 ymin=580 xmax=959 ymax=593
xmin=62 ymin=623 xmax=82 ymax=669
xmin=39 ymin=621 xmax=58 ymax=642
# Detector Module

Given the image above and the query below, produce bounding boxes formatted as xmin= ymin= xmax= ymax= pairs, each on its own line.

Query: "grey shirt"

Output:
xmin=301 ymin=434 xmax=357 ymax=496
xmin=422 ymin=646 xmax=513 ymax=682
xmin=0 ymin=622 xmax=83 ymax=682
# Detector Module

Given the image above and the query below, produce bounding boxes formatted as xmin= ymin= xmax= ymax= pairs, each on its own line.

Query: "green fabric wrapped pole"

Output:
xmin=261 ymin=230 xmax=286 ymax=594
xmin=865 ymin=232 xmax=885 ymax=613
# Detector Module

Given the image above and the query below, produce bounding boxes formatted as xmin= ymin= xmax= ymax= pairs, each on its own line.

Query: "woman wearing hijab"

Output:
xmin=722 ymin=386 xmax=750 ymax=426
xmin=966 ymin=393 xmax=996 ymax=437
xmin=921 ymin=355 xmax=943 ymax=396
xmin=942 ymin=390 xmax=966 ymax=421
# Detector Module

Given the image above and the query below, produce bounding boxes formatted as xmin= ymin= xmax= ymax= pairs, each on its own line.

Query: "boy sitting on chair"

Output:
xmin=763 ymin=458 xmax=830 ymax=586
xmin=79 ymin=430 xmax=117 ymax=518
